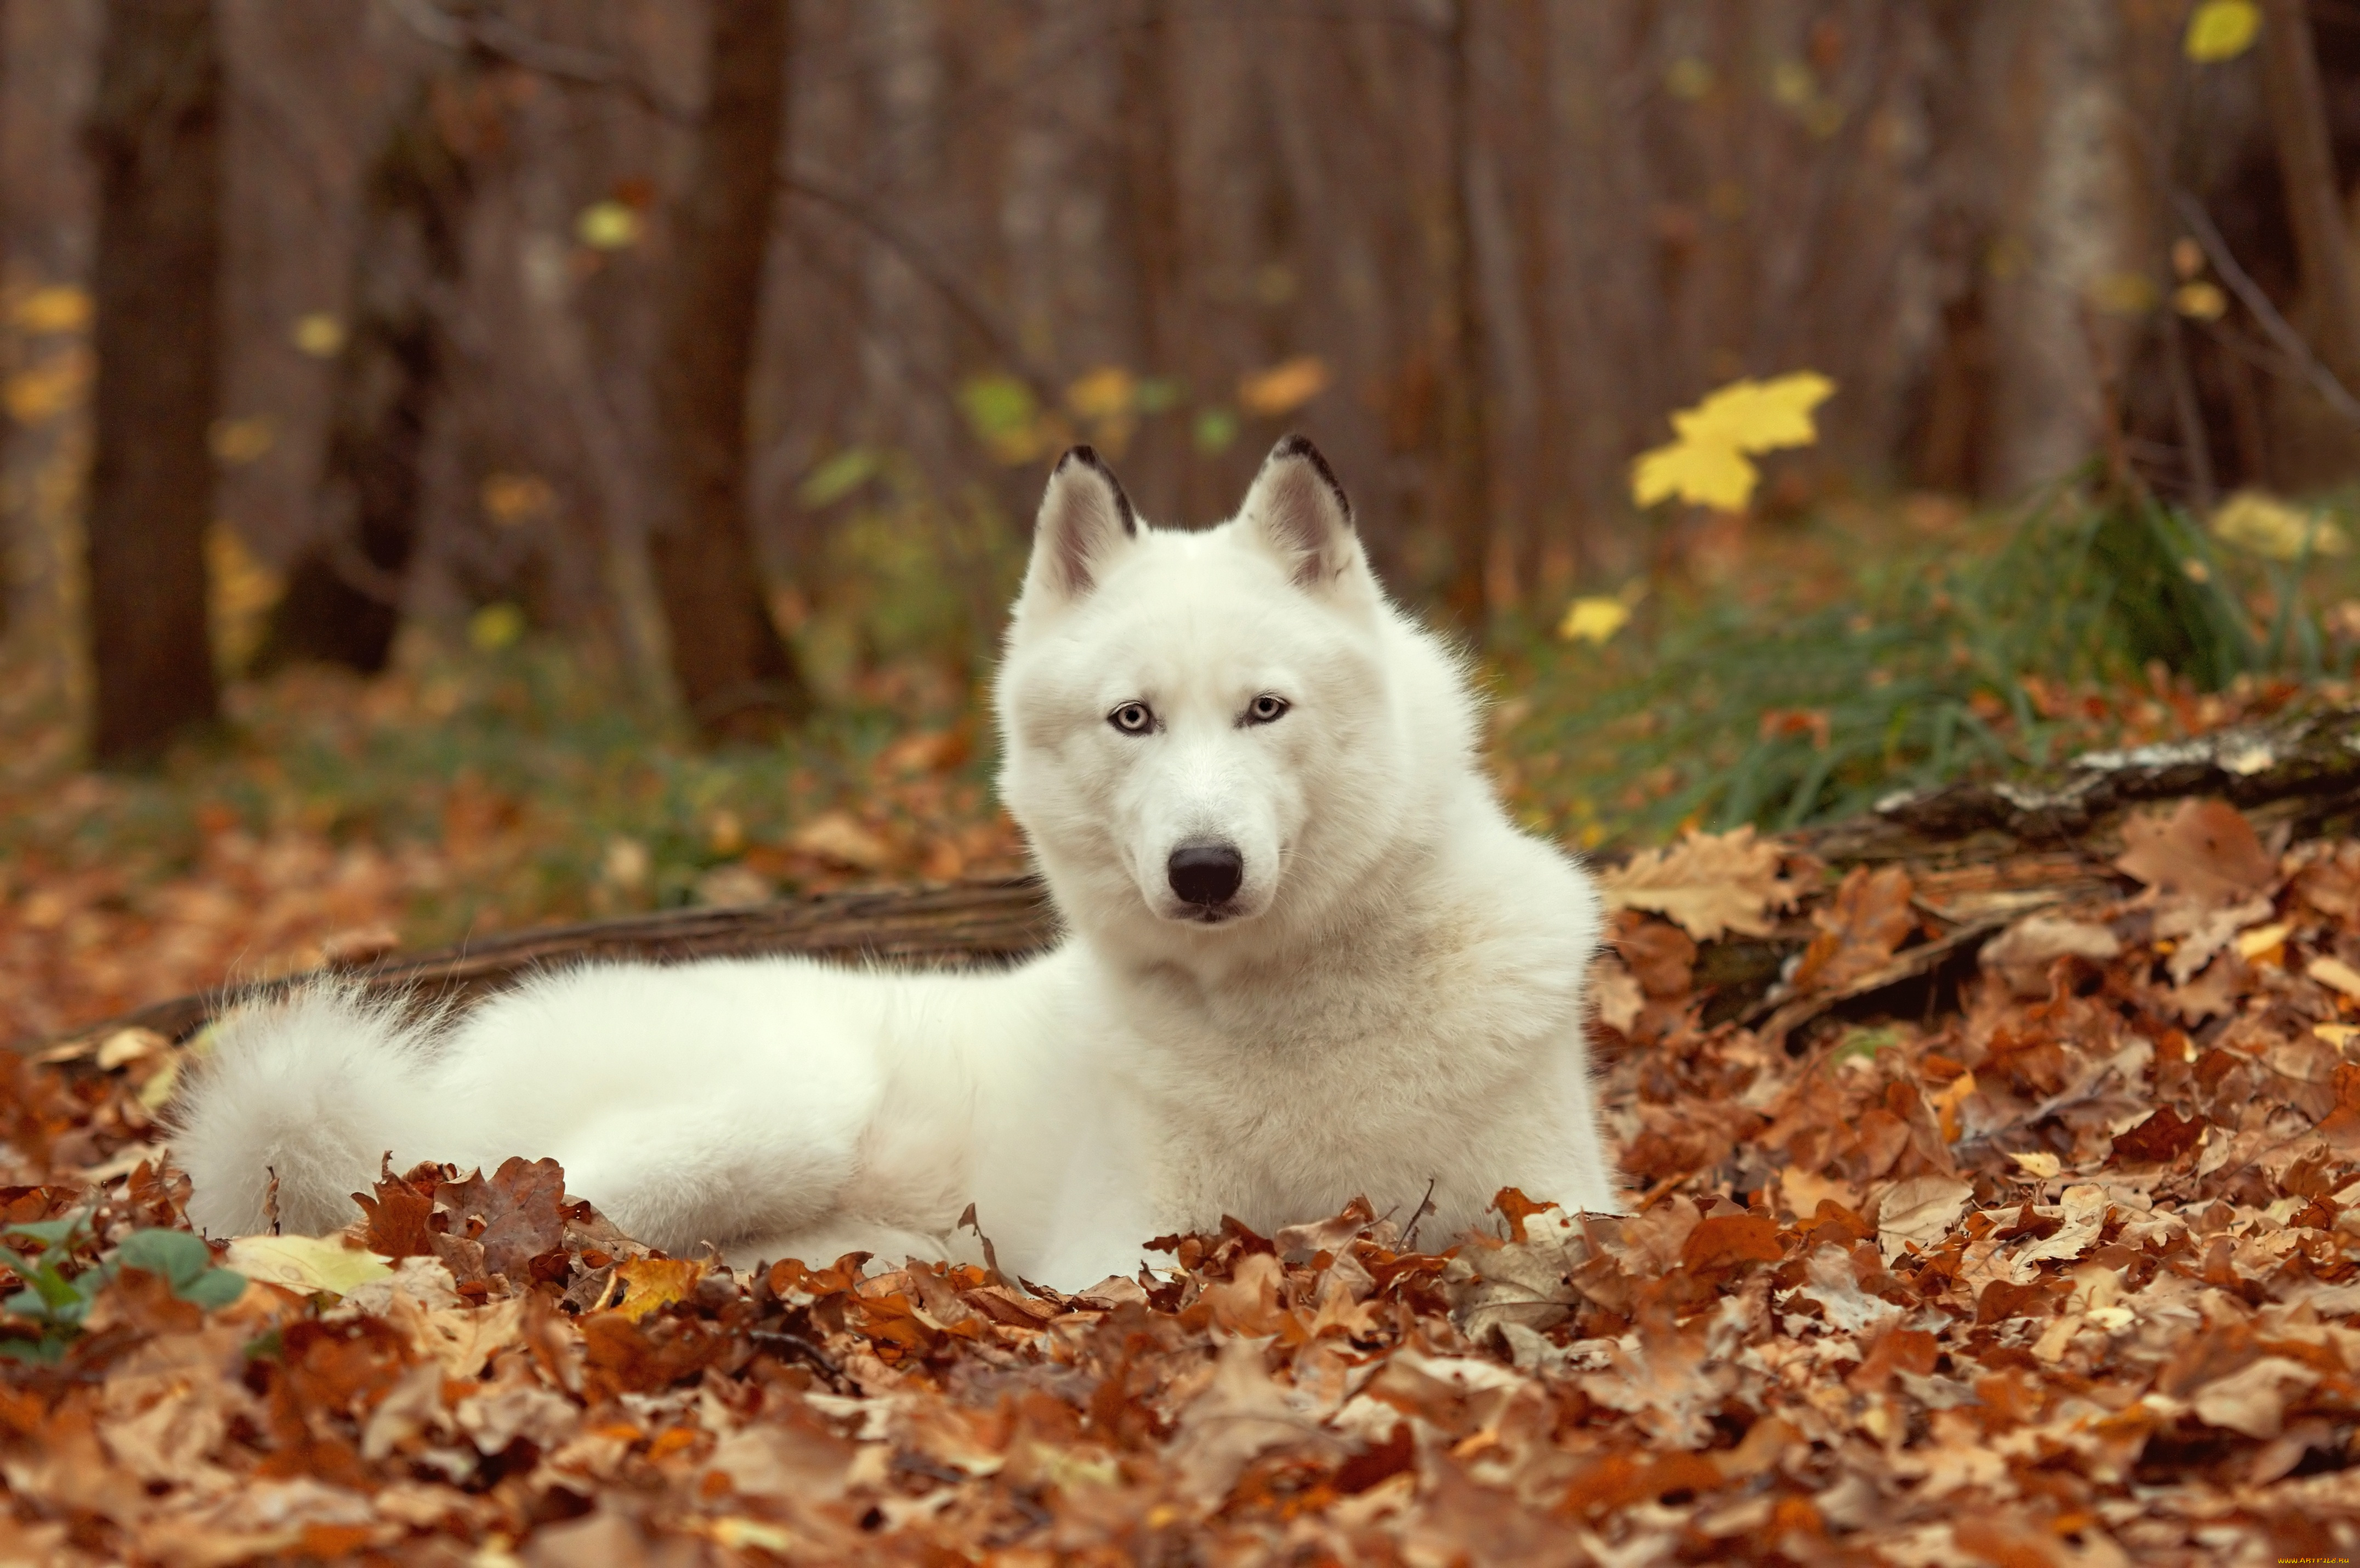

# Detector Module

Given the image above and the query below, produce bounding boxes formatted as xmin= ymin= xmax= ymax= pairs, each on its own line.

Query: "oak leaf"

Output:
xmin=1595 ymin=825 xmax=1802 ymax=941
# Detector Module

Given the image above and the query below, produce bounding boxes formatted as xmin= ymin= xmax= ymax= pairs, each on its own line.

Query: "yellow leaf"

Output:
xmin=611 ymin=1256 xmax=704 ymax=1321
xmin=2235 ymin=921 xmax=2292 ymax=961
xmin=1632 ymin=435 xmax=1757 ymax=511
xmin=710 ymin=1520 xmax=795 ymax=1553
xmin=1236 ymin=355 xmax=1330 ymax=417
xmin=4 ymin=350 xmax=89 ymax=424
xmin=1557 ymin=596 xmax=1631 ymax=645
xmin=576 ymin=200 xmax=642 ymax=250
xmin=14 ymin=285 xmax=90 ymax=335
xmin=208 ymin=524 xmax=282 ymax=672
xmin=2173 ymin=281 xmax=2227 ymax=321
xmin=291 ymin=313 xmax=345 ymax=358
xmin=469 ymin=603 xmax=527 ymax=652
xmin=2185 ymin=0 xmax=2261 ymax=63
xmin=481 ymin=471 xmax=555 ymax=527
xmin=1065 ymin=365 xmax=1137 ymax=421
xmin=1664 ymin=56 xmax=1715 ymax=100
xmin=1671 ymin=372 xmax=1836 ymax=455
xmin=2088 ymin=271 xmax=2159 ymax=316
xmin=2311 ymin=955 xmax=2360 ymax=999
xmin=2008 ymin=1151 xmax=2062 ymax=1179
xmin=208 ymin=413 xmax=277 ymax=465
xmin=223 ymin=1234 xmax=394 ymax=1297
xmin=2211 ymin=490 xmax=2347 ymax=561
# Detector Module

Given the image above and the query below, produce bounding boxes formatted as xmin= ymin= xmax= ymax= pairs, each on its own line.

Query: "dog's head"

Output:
xmin=996 ymin=438 xmax=1437 ymax=951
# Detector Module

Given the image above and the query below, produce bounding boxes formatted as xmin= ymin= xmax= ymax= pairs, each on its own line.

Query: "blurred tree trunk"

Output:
xmin=84 ymin=0 xmax=221 ymax=765
xmin=648 ymin=0 xmax=811 ymax=743
xmin=1434 ymin=0 xmax=1493 ymax=634
xmin=0 ymin=0 xmax=10 ymax=647
xmin=254 ymin=76 xmax=476 ymax=675
xmin=1115 ymin=0 xmax=1184 ymax=520
xmin=2260 ymin=0 xmax=2360 ymax=391
xmin=1984 ymin=0 xmax=2134 ymax=497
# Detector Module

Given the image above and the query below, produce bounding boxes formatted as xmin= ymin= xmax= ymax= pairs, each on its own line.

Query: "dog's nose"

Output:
xmin=1167 ymin=842 xmax=1243 ymax=907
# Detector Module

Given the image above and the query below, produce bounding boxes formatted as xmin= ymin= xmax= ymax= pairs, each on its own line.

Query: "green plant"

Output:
xmin=0 ymin=1213 xmax=245 ymax=1362
xmin=1506 ymin=480 xmax=2332 ymax=847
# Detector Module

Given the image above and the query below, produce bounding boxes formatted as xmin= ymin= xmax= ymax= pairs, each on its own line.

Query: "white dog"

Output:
xmin=173 ymin=438 xmax=1618 ymax=1288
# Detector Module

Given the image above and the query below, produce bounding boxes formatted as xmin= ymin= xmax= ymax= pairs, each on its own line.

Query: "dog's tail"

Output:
xmin=169 ymin=984 xmax=447 ymax=1239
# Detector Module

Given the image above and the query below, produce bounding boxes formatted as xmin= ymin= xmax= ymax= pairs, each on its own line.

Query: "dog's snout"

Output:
xmin=1167 ymin=842 xmax=1244 ymax=907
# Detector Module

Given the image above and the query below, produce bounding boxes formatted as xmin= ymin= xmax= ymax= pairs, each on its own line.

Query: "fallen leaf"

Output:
xmin=1874 ymin=1176 xmax=1972 ymax=1259
xmin=1596 ymin=825 xmax=1803 ymax=941
xmin=610 ymin=1257 xmax=704 ymax=1322
xmin=1788 ymin=865 xmax=1915 ymax=995
xmin=2310 ymin=955 xmax=2360 ymax=1000
xmin=223 ymin=1235 xmax=394 ymax=1297
xmin=788 ymin=811 xmax=895 ymax=872
xmin=2114 ymin=798 xmax=2276 ymax=902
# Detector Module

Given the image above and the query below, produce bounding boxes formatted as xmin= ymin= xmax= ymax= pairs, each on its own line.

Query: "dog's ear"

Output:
xmin=1238 ymin=435 xmax=1367 ymax=595
xmin=1020 ymin=445 xmax=1137 ymax=611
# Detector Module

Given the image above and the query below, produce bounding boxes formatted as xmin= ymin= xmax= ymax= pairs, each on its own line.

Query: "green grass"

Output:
xmin=1491 ymin=482 xmax=2360 ymax=849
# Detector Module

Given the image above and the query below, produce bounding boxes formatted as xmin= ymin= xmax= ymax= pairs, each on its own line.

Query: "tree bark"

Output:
xmin=1983 ymin=0 xmax=2133 ymax=497
xmin=1434 ymin=0 xmax=1494 ymax=634
xmin=83 ymin=0 xmax=222 ymax=765
xmin=254 ymin=77 xmax=476 ymax=675
xmin=2259 ymin=0 xmax=2360 ymax=391
xmin=648 ymin=0 xmax=812 ymax=743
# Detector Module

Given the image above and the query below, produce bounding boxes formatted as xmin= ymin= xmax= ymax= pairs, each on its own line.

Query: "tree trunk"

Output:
xmin=1983 ymin=0 xmax=2134 ymax=497
xmin=2260 ymin=0 xmax=2360 ymax=392
xmin=254 ymin=77 xmax=475 ymax=676
xmin=648 ymin=0 xmax=812 ymax=743
xmin=83 ymin=0 xmax=222 ymax=765
xmin=1434 ymin=0 xmax=1494 ymax=634
xmin=0 ymin=0 xmax=10 ymax=648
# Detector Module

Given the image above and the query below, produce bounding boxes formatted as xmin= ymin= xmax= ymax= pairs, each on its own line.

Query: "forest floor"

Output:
xmin=3 ymin=769 xmax=2359 ymax=1561
xmin=7 ymin=506 xmax=2360 ymax=1560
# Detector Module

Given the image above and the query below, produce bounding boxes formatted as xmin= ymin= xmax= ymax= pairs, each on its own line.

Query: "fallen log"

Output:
xmin=49 ymin=877 xmax=1058 ymax=1053
xmin=38 ymin=705 xmax=2360 ymax=1064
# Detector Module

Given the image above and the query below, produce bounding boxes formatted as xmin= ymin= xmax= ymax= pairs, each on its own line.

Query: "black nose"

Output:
xmin=1167 ymin=842 xmax=1243 ymax=907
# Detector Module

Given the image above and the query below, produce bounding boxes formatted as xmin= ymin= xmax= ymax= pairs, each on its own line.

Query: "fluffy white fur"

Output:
xmin=173 ymin=438 xmax=1619 ymax=1287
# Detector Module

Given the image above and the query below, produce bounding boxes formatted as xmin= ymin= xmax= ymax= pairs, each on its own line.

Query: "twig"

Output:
xmin=383 ymin=0 xmax=1062 ymax=406
xmin=263 ymin=1166 xmax=281 ymax=1237
xmin=2170 ymin=188 xmax=2360 ymax=427
xmin=1400 ymin=1178 xmax=1439 ymax=1252
xmin=748 ymin=1327 xmax=852 ymax=1391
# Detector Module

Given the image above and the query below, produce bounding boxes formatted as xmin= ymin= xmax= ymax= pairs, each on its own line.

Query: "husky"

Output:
xmin=173 ymin=438 xmax=1618 ymax=1288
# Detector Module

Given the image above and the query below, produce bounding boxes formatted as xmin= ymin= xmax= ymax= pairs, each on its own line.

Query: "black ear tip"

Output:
xmin=1267 ymin=433 xmax=1352 ymax=522
xmin=1048 ymin=444 xmax=1137 ymax=536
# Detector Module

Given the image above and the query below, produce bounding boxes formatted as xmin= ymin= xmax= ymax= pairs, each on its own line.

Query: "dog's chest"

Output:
xmin=1098 ymin=927 xmax=1578 ymax=1213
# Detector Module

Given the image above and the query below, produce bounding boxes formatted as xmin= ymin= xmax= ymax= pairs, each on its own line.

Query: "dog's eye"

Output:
xmin=1245 ymin=694 xmax=1290 ymax=725
xmin=1108 ymin=701 xmax=1155 ymax=735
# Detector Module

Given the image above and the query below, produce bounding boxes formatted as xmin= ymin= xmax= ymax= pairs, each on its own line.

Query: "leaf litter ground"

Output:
xmin=4 ymin=793 xmax=2360 ymax=1563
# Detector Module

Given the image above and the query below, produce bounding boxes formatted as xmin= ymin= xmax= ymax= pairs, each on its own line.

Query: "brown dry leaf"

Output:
xmin=1587 ymin=954 xmax=1644 ymax=1034
xmin=1788 ymin=865 xmax=1915 ymax=995
xmin=1874 ymin=1175 xmax=1972 ymax=1258
xmin=435 ymin=1156 xmax=568 ymax=1283
xmin=1611 ymin=912 xmax=1697 ymax=999
xmin=2114 ymin=797 xmax=2277 ymax=901
xmin=1168 ymin=1336 xmax=1336 ymax=1508
xmin=1595 ymin=825 xmax=1802 ymax=941
xmin=788 ymin=810 xmax=895 ymax=872
xmin=1979 ymin=912 xmax=2120 ymax=997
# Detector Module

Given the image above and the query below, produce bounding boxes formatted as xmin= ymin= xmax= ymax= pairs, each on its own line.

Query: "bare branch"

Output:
xmin=2170 ymin=186 xmax=2360 ymax=427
